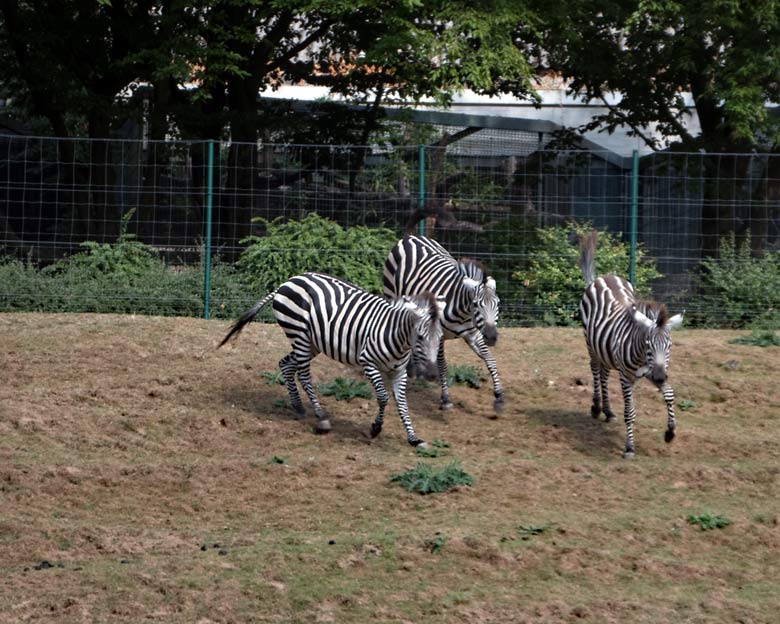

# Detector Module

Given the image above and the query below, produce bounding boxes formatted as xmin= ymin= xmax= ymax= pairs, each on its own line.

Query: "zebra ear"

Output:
xmin=462 ymin=276 xmax=480 ymax=291
xmin=667 ymin=312 xmax=684 ymax=330
xmin=632 ymin=307 xmax=655 ymax=330
xmin=485 ymin=277 xmax=496 ymax=291
xmin=435 ymin=296 xmax=447 ymax=314
xmin=402 ymin=296 xmax=426 ymax=316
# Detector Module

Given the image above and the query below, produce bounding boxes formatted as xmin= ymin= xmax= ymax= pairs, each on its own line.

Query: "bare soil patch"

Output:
xmin=1 ymin=313 xmax=779 ymax=623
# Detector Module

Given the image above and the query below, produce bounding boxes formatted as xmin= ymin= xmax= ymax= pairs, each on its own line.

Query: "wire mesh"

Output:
xmin=1 ymin=133 xmax=779 ymax=326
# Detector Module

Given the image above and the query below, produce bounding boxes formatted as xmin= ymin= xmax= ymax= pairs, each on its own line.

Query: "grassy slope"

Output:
xmin=0 ymin=314 xmax=778 ymax=623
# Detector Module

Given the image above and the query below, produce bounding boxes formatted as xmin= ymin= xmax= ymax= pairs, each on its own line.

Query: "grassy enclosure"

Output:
xmin=1 ymin=313 xmax=779 ymax=623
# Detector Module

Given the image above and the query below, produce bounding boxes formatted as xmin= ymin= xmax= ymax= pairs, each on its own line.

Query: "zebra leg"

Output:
xmin=437 ymin=340 xmax=453 ymax=411
xmin=389 ymin=369 xmax=426 ymax=447
xmin=619 ymin=372 xmax=637 ymax=459
xmin=296 ymin=358 xmax=330 ymax=433
xmin=363 ymin=365 xmax=388 ymax=439
xmin=660 ymin=381 xmax=676 ymax=443
xmin=600 ymin=366 xmax=617 ymax=422
xmin=279 ymin=353 xmax=306 ymax=416
xmin=589 ymin=358 xmax=602 ymax=418
xmin=465 ymin=334 xmax=504 ymax=413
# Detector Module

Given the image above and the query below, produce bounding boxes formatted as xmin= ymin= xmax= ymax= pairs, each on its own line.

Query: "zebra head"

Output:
xmin=632 ymin=304 xmax=684 ymax=385
xmin=462 ymin=274 xmax=500 ymax=347
xmin=403 ymin=293 xmax=446 ymax=381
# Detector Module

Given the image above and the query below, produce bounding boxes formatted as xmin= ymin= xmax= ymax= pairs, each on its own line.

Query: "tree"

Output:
xmin=524 ymin=0 xmax=780 ymax=256
xmin=0 ymin=0 xmax=540 ymax=245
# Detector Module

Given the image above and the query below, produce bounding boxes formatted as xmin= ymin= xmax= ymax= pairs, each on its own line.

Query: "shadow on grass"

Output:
xmin=221 ymin=383 xmax=386 ymax=444
xmin=524 ymin=408 xmax=625 ymax=458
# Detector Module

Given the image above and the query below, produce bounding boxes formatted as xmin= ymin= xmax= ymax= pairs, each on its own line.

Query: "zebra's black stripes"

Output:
xmin=578 ymin=231 xmax=684 ymax=458
xmin=220 ymin=272 xmax=445 ymax=447
xmin=383 ymin=235 xmax=503 ymax=413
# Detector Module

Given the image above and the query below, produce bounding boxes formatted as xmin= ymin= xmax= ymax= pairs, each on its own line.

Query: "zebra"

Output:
xmin=219 ymin=272 xmax=445 ymax=447
xmin=383 ymin=234 xmax=503 ymax=413
xmin=578 ymin=230 xmax=684 ymax=458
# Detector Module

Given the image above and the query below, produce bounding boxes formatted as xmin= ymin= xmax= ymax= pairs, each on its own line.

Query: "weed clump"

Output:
xmin=317 ymin=378 xmax=372 ymax=400
xmin=390 ymin=461 xmax=473 ymax=494
xmin=686 ymin=512 xmax=731 ymax=531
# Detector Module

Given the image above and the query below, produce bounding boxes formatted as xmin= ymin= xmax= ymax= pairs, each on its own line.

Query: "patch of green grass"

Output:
xmin=678 ymin=399 xmax=697 ymax=411
xmin=269 ymin=456 xmax=287 ymax=465
xmin=446 ymin=364 xmax=483 ymax=388
xmin=416 ymin=438 xmax=452 ymax=458
xmin=390 ymin=461 xmax=473 ymax=494
xmin=317 ymin=378 xmax=373 ymax=400
xmin=272 ymin=399 xmax=289 ymax=409
xmin=425 ymin=532 xmax=448 ymax=554
xmin=686 ymin=512 xmax=731 ymax=531
xmin=261 ymin=370 xmax=284 ymax=385
xmin=729 ymin=329 xmax=780 ymax=347
xmin=416 ymin=445 xmax=445 ymax=458
xmin=517 ymin=523 xmax=553 ymax=540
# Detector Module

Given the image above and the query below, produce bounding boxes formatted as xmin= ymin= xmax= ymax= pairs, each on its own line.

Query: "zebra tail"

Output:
xmin=578 ymin=230 xmax=598 ymax=285
xmin=218 ymin=290 xmax=277 ymax=348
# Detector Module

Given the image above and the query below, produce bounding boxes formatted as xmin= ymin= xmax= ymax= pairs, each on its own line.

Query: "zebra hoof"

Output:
xmin=591 ymin=405 xmax=601 ymax=419
xmin=369 ymin=422 xmax=382 ymax=438
xmin=493 ymin=398 xmax=505 ymax=414
xmin=409 ymin=439 xmax=426 ymax=448
xmin=664 ymin=428 xmax=676 ymax=443
xmin=291 ymin=403 xmax=306 ymax=417
xmin=604 ymin=410 xmax=617 ymax=423
xmin=439 ymin=401 xmax=454 ymax=411
xmin=314 ymin=419 xmax=331 ymax=434
xmin=622 ymin=449 xmax=636 ymax=460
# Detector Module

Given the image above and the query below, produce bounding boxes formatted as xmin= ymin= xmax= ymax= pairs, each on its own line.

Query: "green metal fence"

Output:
xmin=1 ymin=134 xmax=779 ymax=328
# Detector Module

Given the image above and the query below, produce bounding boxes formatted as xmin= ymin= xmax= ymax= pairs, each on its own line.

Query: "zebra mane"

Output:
xmin=457 ymin=258 xmax=486 ymax=282
xmin=633 ymin=300 xmax=669 ymax=327
xmin=396 ymin=291 xmax=442 ymax=322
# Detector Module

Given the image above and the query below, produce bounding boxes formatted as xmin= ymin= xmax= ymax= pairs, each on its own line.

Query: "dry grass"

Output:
xmin=1 ymin=313 xmax=779 ymax=623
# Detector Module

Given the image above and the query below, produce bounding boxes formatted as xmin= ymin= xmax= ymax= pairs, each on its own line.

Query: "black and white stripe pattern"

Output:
xmin=578 ymin=231 xmax=684 ymax=458
xmin=220 ymin=272 xmax=445 ymax=447
xmin=383 ymin=235 xmax=503 ymax=413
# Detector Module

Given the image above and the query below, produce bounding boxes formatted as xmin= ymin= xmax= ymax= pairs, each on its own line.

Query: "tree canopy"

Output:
xmin=0 ymin=0 xmax=539 ymax=142
xmin=527 ymin=0 xmax=780 ymax=152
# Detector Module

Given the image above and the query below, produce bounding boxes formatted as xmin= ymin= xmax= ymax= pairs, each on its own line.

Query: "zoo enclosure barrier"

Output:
xmin=1 ymin=133 xmax=779 ymax=327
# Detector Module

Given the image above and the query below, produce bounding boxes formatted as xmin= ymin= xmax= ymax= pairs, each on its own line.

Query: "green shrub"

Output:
xmin=390 ymin=461 xmax=473 ymax=494
xmin=0 ymin=216 xmax=246 ymax=318
xmin=728 ymin=329 xmax=780 ymax=347
xmin=446 ymin=363 xmax=483 ymax=388
xmin=317 ymin=378 xmax=373 ymax=400
xmin=699 ymin=234 xmax=780 ymax=328
xmin=511 ymin=223 xmax=662 ymax=326
xmin=686 ymin=512 xmax=731 ymax=531
xmin=237 ymin=213 xmax=398 ymax=295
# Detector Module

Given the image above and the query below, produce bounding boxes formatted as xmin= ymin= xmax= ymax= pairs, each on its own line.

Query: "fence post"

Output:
xmin=629 ymin=149 xmax=639 ymax=284
xmin=202 ymin=140 xmax=215 ymax=320
xmin=418 ymin=143 xmax=425 ymax=236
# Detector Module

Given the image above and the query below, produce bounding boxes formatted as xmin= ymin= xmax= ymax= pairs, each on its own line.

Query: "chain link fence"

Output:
xmin=2 ymin=132 xmax=779 ymax=327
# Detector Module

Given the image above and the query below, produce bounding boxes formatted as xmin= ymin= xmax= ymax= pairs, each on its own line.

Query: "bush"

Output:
xmin=237 ymin=213 xmax=399 ymax=295
xmin=511 ymin=223 xmax=662 ymax=326
xmin=698 ymin=233 xmax=780 ymax=328
xmin=0 ymin=211 xmax=247 ymax=318
xmin=390 ymin=461 xmax=473 ymax=494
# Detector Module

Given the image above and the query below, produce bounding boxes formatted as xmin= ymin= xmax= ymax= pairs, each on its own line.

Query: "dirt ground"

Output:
xmin=1 ymin=312 xmax=779 ymax=623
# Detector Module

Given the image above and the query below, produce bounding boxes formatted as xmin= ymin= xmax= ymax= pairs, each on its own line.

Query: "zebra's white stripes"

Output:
xmin=219 ymin=272 xmax=445 ymax=447
xmin=383 ymin=235 xmax=504 ymax=413
xmin=578 ymin=231 xmax=684 ymax=458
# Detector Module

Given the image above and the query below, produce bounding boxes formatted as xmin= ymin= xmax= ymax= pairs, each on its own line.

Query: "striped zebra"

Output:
xmin=578 ymin=231 xmax=684 ymax=458
xmin=383 ymin=235 xmax=503 ymax=413
xmin=219 ymin=272 xmax=445 ymax=447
